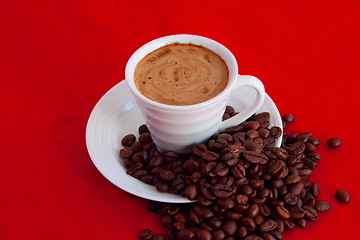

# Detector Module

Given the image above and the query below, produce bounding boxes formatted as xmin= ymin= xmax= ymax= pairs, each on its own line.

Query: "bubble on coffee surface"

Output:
xmin=134 ymin=43 xmax=229 ymax=105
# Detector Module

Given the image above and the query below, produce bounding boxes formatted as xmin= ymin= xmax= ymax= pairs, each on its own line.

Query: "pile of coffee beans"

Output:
xmin=119 ymin=109 xmax=348 ymax=240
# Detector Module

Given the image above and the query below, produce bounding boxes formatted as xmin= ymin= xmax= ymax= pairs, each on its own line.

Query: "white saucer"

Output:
xmin=86 ymin=81 xmax=283 ymax=203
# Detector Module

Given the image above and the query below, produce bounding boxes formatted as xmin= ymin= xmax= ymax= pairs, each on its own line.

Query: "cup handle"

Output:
xmin=219 ymin=75 xmax=265 ymax=132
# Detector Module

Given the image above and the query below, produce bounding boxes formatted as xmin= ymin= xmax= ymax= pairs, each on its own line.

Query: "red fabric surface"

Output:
xmin=1 ymin=0 xmax=359 ymax=239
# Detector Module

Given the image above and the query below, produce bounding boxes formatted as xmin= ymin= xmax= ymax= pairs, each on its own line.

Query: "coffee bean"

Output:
xmin=163 ymin=151 xmax=178 ymax=162
xmin=138 ymin=124 xmax=150 ymax=135
xmin=139 ymin=229 xmax=153 ymax=240
xmin=222 ymin=220 xmax=237 ymax=235
xmin=139 ymin=133 xmax=152 ymax=144
xmin=184 ymin=185 xmax=199 ymax=200
xmin=242 ymin=151 xmax=268 ymax=164
xmin=119 ymin=147 xmax=133 ymax=159
xmin=259 ymin=219 xmax=278 ymax=233
xmin=282 ymin=113 xmax=294 ymax=122
xmin=225 ymin=106 xmax=235 ymax=115
xmin=295 ymin=218 xmax=307 ymax=229
xmin=303 ymin=206 xmax=318 ymax=221
xmin=231 ymin=164 xmax=246 ymax=179
xmin=239 ymin=217 xmax=256 ymax=231
xmin=193 ymin=143 xmax=207 ymax=156
xmin=245 ymin=203 xmax=260 ymax=218
xmin=270 ymin=127 xmax=282 ymax=138
xmin=193 ymin=204 xmax=214 ymax=219
xmin=212 ymin=184 xmax=234 ymax=198
xmin=309 ymin=182 xmax=320 ymax=197
xmin=276 ymin=204 xmax=290 ymax=219
xmin=121 ymin=134 xmax=136 ymax=147
xmin=254 ymin=112 xmax=270 ymax=128
xmin=215 ymin=162 xmax=229 ymax=177
xmin=213 ymin=229 xmax=226 ymax=240
xmin=315 ymin=200 xmax=330 ymax=212
xmin=335 ymin=189 xmax=350 ymax=203
xmin=196 ymin=229 xmax=212 ymax=240
xmin=289 ymin=206 xmax=305 ymax=219
xmin=177 ymin=228 xmax=194 ymax=240
xmin=283 ymin=192 xmax=299 ymax=206
xmin=288 ymin=182 xmax=304 ymax=195
xmin=160 ymin=170 xmax=175 ymax=181
xmin=272 ymin=147 xmax=288 ymax=160
xmin=201 ymin=151 xmax=220 ymax=161
xmin=283 ymin=175 xmax=301 ymax=185
xmin=222 ymin=154 xmax=238 ymax=166
xmin=267 ymin=160 xmax=282 ymax=175
xmin=327 ymin=138 xmax=342 ymax=148
xmin=152 ymin=234 xmax=166 ymax=240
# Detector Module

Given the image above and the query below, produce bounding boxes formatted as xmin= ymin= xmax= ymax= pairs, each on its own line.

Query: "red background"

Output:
xmin=1 ymin=0 xmax=359 ymax=239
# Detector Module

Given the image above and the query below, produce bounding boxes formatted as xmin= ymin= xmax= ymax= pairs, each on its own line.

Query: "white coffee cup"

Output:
xmin=125 ymin=34 xmax=265 ymax=153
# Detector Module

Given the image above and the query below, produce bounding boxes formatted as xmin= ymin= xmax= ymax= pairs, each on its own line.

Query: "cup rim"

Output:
xmin=125 ymin=34 xmax=238 ymax=109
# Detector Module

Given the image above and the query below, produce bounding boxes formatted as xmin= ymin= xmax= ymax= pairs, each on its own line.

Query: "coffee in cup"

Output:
xmin=134 ymin=43 xmax=229 ymax=106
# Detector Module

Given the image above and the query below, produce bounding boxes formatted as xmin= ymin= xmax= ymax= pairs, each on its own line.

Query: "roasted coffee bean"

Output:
xmin=245 ymin=203 xmax=260 ymax=218
xmin=282 ymin=113 xmax=294 ymax=122
xmin=296 ymin=132 xmax=312 ymax=143
xmin=193 ymin=143 xmax=207 ymax=156
xmin=213 ymin=229 xmax=226 ymax=240
xmin=214 ymin=138 xmax=228 ymax=149
xmin=236 ymin=225 xmax=248 ymax=239
xmin=270 ymin=127 xmax=282 ymax=138
xmin=268 ymin=160 xmax=282 ymax=175
xmin=193 ymin=205 xmax=214 ymax=219
xmin=177 ymin=228 xmax=194 ymax=240
xmin=155 ymin=181 xmax=169 ymax=192
xmin=327 ymin=138 xmax=342 ymax=148
xmin=247 ymin=121 xmax=261 ymax=130
xmin=242 ymin=151 xmax=268 ymax=164
xmin=196 ymin=229 xmax=212 ymax=240
xmin=239 ymin=184 xmax=253 ymax=196
xmin=215 ymin=162 xmax=229 ymax=177
xmin=201 ymin=151 xmax=220 ymax=161
xmin=152 ymin=233 xmax=166 ymax=240
xmin=122 ymin=134 xmax=136 ymax=147
xmin=184 ymin=185 xmax=199 ymax=200
xmin=283 ymin=175 xmax=301 ymax=185
xmin=244 ymin=236 xmax=264 ymax=240
xmin=288 ymin=182 xmax=304 ymax=195
xmin=200 ymin=183 xmax=216 ymax=200
xmin=225 ymin=106 xmax=235 ymax=115
xmin=282 ymin=219 xmax=295 ymax=229
xmin=259 ymin=203 xmax=271 ymax=217
xmin=276 ymin=204 xmax=290 ymax=219
xmin=295 ymin=219 xmax=307 ymax=229
xmin=309 ymin=182 xmax=320 ymax=197
xmin=272 ymin=147 xmax=288 ymax=160
xmin=315 ymin=200 xmax=330 ymax=212
xmin=119 ymin=147 xmax=133 ymax=159
xmin=262 ymin=232 xmax=276 ymax=240
xmin=138 ymin=124 xmax=150 ymax=134
xmin=182 ymin=158 xmax=199 ymax=173
xmin=254 ymin=112 xmax=270 ymax=128
xmin=139 ymin=229 xmax=153 ymax=240
xmin=212 ymin=184 xmax=234 ymax=198
xmin=216 ymin=197 xmax=235 ymax=210
xmin=222 ymin=154 xmax=238 ymax=166
xmin=163 ymin=151 xmax=178 ymax=162
xmin=335 ymin=189 xmax=350 ymax=203
xmin=149 ymin=155 xmax=164 ymax=168
xmin=222 ymin=220 xmax=237 ymax=236
xmin=231 ymin=164 xmax=246 ymax=179
xmin=259 ymin=219 xmax=278 ymax=233
xmin=239 ymin=217 xmax=256 ymax=231
xmin=289 ymin=206 xmax=305 ymax=219
xmin=283 ymin=192 xmax=299 ymax=206
xmin=160 ymin=170 xmax=175 ymax=181
xmin=139 ymin=133 xmax=152 ymax=144
xmin=303 ymin=206 xmax=318 ymax=221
